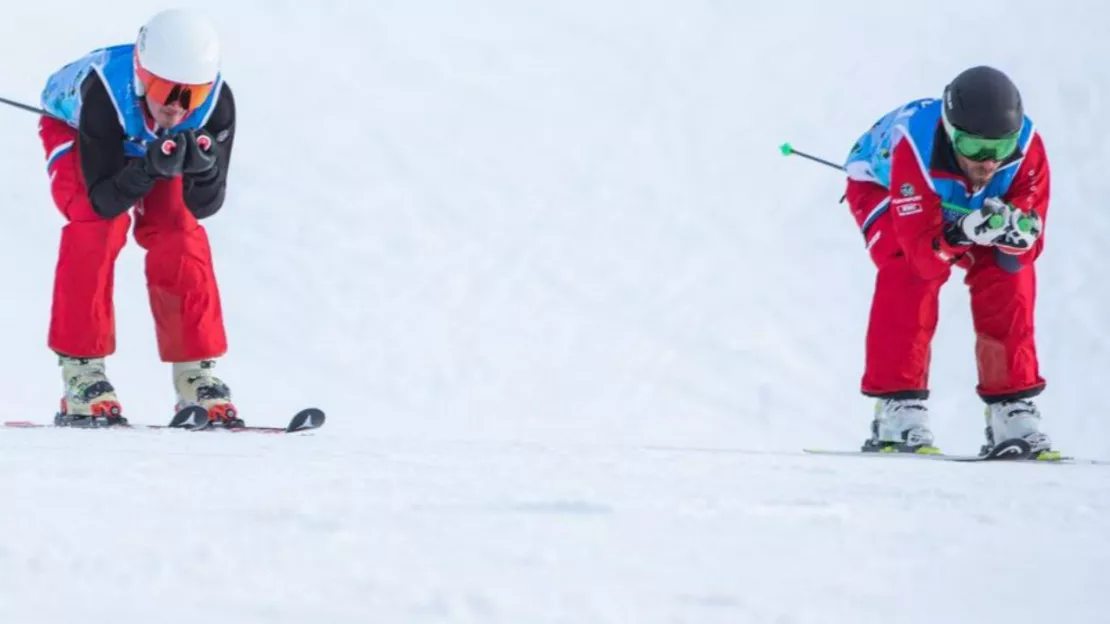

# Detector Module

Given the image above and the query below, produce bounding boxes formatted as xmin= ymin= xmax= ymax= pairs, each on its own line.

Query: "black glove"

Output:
xmin=143 ymin=134 xmax=186 ymax=179
xmin=182 ymin=130 xmax=219 ymax=176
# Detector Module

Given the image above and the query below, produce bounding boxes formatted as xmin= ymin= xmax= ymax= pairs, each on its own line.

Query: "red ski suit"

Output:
xmin=40 ymin=116 xmax=228 ymax=362
xmin=845 ymin=131 xmax=1050 ymax=403
xmin=38 ymin=71 xmax=236 ymax=362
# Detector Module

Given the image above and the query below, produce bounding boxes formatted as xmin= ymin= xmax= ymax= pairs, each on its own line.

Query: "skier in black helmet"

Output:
xmin=840 ymin=65 xmax=1054 ymax=459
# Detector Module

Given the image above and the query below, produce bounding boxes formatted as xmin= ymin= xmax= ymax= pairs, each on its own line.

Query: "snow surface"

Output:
xmin=1 ymin=1 xmax=1108 ymax=622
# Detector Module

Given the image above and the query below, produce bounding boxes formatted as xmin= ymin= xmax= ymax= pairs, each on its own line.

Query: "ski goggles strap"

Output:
xmin=941 ymin=111 xmax=1019 ymax=162
xmin=136 ymin=66 xmax=215 ymax=112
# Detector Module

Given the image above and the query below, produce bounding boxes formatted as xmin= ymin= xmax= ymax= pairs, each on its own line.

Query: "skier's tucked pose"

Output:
xmin=842 ymin=65 xmax=1055 ymax=458
xmin=38 ymin=8 xmax=240 ymax=427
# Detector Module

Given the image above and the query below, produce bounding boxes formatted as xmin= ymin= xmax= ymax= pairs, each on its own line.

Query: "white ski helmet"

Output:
xmin=134 ymin=8 xmax=220 ymax=94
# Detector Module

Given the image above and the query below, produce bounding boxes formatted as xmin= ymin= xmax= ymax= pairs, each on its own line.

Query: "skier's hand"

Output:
xmin=182 ymin=129 xmax=219 ymax=176
xmin=143 ymin=134 xmax=186 ymax=179
xmin=995 ymin=204 xmax=1043 ymax=255
xmin=944 ymin=198 xmax=1011 ymax=247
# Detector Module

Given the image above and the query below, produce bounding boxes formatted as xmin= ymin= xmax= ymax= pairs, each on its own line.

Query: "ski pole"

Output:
xmin=779 ymin=142 xmax=845 ymax=172
xmin=778 ymin=141 xmax=1031 ymax=232
xmin=0 ymin=94 xmax=63 ymax=121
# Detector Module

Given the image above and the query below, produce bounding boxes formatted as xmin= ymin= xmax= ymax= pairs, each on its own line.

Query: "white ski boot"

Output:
xmin=982 ymin=399 xmax=1056 ymax=459
xmin=173 ymin=360 xmax=242 ymax=427
xmin=861 ymin=397 xmax=940 ymax=454
xmin=57 ymin=355 xmax=126 ymax=427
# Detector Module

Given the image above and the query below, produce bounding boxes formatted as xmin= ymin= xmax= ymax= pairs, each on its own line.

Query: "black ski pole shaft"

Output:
xmin=0 ymin=94 xmax=61 ymax=121
xmin=779 ymin=142 xmax=845 ymax=172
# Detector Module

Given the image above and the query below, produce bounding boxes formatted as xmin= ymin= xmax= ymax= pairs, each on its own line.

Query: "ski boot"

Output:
xmin=981 ymin=399 xmax=1059 ymax=460
xmin=861 ymin=397 xmax=941 ymax=454
xmin=56 ymin=356 xmax=127 ymax=428
xmin=173 ymin=360 xmax=243 ymax=428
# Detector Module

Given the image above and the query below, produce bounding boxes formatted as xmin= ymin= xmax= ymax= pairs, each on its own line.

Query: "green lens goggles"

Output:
xmin=941 ymin=113 xmax=1019 ymax=162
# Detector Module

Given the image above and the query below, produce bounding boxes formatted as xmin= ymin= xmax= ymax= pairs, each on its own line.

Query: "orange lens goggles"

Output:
xmin=136 ymin=66 xmax=214 ymax=112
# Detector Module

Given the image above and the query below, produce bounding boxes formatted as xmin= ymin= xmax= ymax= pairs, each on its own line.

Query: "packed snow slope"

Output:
xmin=0 ymin=1 xmax=1108 ymax=623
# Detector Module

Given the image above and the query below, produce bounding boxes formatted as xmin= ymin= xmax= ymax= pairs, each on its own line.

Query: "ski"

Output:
xmin=3 ymin=406 xmax=324 ymax=434
xmin=183 ymin=407 xmax=326 ymax=434
xmin=804 ymin=438 xmax=1110 ymax=465
xmin=802 ymin=448 xmax=1024 ymax=462
xmin=4 ymin=404 xmax=207 ymax=431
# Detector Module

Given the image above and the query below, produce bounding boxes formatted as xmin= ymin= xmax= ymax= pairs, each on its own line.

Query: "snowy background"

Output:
xmin=0 ymin=1 xmax=1108 ymax=622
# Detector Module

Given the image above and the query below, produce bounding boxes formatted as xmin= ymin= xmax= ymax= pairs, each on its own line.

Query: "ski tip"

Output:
xmin=285 ymin=407 xmax=326 ymax=433
xmin=983 ymin=438 xmax=1032 ymax=460
xmin=168 ymin=405 xmax=210 ymax=430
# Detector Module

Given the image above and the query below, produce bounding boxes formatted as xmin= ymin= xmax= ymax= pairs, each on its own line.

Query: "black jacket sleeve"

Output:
xmin=78 ymin=74 xmax=156 ymax=219
xmin=183 ymin=83 xmax=236 ymax=219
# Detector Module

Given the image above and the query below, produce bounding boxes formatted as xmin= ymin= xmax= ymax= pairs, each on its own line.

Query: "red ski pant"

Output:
xmin=39 ymin=116 xmax=228 ymax=362
xmin=845 ymin=180 xmax=1045 ymax=402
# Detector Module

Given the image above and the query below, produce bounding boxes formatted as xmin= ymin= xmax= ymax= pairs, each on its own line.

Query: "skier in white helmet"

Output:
xmin=37 ymin=8 xmax=240 ymax=428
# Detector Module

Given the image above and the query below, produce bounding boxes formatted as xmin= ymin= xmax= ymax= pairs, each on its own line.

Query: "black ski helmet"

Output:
xmin=942 ymin=66 xmax=1024 ymax=138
